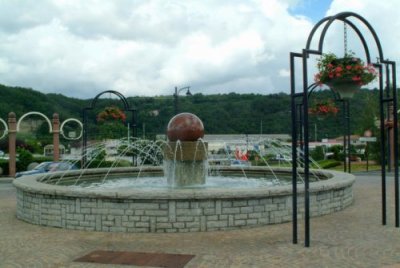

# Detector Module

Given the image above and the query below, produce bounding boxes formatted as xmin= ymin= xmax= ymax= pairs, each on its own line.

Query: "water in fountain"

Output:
xmin=41 ymin=112 xmax=323 ymax=188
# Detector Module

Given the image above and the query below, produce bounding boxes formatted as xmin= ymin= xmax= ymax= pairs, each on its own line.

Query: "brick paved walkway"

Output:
xmin=1 ymin=173 xmax=400 ymax=267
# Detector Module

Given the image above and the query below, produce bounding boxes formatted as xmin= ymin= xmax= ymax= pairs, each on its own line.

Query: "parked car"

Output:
xmin=15 ymin=161 xmax=78 ymax=178
xmin=230 ymin=159 xmax=251 ymax=167
xmin=274 ymin=154 xmax=292 ymax=161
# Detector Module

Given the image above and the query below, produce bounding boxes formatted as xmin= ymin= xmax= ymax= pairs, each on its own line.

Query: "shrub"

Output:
xmin=33 ymin=156 xmax=53 ymax=163
xmin=16 ymin=148 xmax=33 ymax=171
xmin=85 ymin=159 xmax=131 ymax=168
xmin=311 ymin=146 xmax=325 ymax=161
xmin=318 ymin=159 xmax=342 ymax=169
xmin=0 ymin=159 xmax=9 ymax=175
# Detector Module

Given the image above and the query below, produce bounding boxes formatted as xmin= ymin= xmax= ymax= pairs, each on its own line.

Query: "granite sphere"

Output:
xmin=167 ymin=113 xmax=204 ymax=141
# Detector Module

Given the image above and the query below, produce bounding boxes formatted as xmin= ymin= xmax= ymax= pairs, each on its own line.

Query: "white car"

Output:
xmin=274 ymin=154 xmax=292 ymax=161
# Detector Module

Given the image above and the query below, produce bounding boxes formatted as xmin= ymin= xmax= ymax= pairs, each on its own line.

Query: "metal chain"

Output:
xmin=344 ymin=21 xmax=348 ymax=55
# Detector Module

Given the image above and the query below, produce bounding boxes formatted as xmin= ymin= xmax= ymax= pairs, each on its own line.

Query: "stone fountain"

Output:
xmin=13 ymin=112 xmax=355 ymax=233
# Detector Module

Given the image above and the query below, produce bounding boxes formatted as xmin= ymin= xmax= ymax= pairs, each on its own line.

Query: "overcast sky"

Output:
xmin=0 ymin=0 xmax=399 ymax=98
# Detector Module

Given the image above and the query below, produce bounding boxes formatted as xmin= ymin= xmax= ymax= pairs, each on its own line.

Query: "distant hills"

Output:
xmin=0 ymin=84 xmax=383 ymax=139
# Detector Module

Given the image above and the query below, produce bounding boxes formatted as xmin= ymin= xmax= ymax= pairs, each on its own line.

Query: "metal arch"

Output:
xmin=16 ymin=112 xmax=53 ymax=133
xmin=307 ymin=83 xmax=327 ymax=98
xmin=60 ymin=118 xmax=83 ymax=140
xmin=0 ymin=118 xmax=8 ymax=140
xmin=87 ymin=90 xmax=131 ymax=110
xmin=306 ymin=84 xmax=350 ymax=171
xmin=82 ymin=90 xmax=137 ymax=165
xmin=317 ymin=16 xmax=371 ymax=62
xmin=290 ymin=12 xmax=398 ymax=248
xmin=305 ymin=12 xmax=384 ymax=62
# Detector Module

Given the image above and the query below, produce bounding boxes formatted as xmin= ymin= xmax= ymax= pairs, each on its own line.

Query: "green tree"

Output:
xmin=311 ymin=146 xmax=325 ymax=161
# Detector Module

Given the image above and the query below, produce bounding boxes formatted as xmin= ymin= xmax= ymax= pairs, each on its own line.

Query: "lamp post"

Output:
xmin=174 ymin=86 xmax=192 ymax=115
xmin=314 ymin=123 xmax=317 ymax=142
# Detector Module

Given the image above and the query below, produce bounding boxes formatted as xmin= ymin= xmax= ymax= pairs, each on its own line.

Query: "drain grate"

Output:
xmin=74 ymin=250 xmax=195 ymax=267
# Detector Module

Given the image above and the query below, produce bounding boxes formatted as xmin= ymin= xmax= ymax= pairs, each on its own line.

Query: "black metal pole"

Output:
xmin=299 ymin=104 xmax=304 ymax=157
xmin=174 ymin=87 xmax=178 ymax=115
xmin=341 ymin=100 xmax=347 ymax=172
xmin=82 ymin=109 xmax=88 ymax=168
xmin=366 ymin=142 xmax=369 ymax=172
xmin=390 ymin=62 xmax=399 ymax=227
xmin=386 ymin=64 xmax=392 ymax=172
xmin=290 ymin=53 xmax=298 ymax=244
xmin=131 ymin=108 xmax=137 ymax=166
xmin=292 ymin=108 xmax=298 ymax=244
xmin=302 ymin=49 xmax=310 ymax=248
xmin=346 ymin=101 xmax=351 ymax=173
xmin=378 ymin=64 xmax=387 ymax=225
xmin=132 ymin=109 xmax=137 ymax=138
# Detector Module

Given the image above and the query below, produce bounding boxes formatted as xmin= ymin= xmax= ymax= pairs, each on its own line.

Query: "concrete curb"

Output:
xmin=0 ymin=177 xmax=14 ymax=183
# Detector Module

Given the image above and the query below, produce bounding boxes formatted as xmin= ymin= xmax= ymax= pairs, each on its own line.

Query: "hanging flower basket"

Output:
xmin=97 ymin=106 xmax=127 ymax=123
xmin=314 ymin=52 xmax=378 ymax=99
xmin=308 ymin=101 xmax=339 ymax=118
xmin=325 ymin=79 xmax=361 ymax=99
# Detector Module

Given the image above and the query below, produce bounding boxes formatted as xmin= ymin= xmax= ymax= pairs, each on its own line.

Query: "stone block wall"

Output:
xmin=16 ymin=184 xmax=353 ymax=233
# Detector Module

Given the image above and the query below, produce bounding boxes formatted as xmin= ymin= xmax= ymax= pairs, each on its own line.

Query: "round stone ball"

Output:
xmin=167 ymin=113 xmax=204 ymax=141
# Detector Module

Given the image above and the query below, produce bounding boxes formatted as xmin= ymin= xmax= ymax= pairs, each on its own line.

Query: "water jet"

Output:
xmin=14 ymin=113 xmax=355 ymax=233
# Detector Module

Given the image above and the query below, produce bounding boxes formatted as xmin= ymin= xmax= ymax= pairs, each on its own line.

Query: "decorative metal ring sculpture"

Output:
xmin=0 ymin=118 xmax=8 ymax=140
xmin=60 ymin=118 xmax=83 ymax=140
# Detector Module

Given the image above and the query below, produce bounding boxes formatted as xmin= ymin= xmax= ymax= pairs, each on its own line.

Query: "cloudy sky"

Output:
xmin=0 ymin=0 xmax=399 ymax=98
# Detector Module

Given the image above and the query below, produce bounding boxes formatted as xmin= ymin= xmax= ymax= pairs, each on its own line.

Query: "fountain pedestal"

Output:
xmin=165 ymin=112 xmax=207 ymax=187
xmin=164 ymin=141 xmax=208 ymax=187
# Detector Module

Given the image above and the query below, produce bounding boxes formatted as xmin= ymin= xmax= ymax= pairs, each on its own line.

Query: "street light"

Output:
xmin=174 ymin=86 xmax=192 ymax=114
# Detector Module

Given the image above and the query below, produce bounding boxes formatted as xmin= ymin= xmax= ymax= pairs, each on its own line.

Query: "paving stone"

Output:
xmin=2 ymin=173 xmax=400 ymax=267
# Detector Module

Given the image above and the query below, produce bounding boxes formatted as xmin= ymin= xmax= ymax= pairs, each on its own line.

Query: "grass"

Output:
xmin=251 ymin=159 xmax=384 ymax=172
xmin=328 ymin=162 xmax=381 ymax=172
xmin=258 ymin=161 xmax=382 ymax=172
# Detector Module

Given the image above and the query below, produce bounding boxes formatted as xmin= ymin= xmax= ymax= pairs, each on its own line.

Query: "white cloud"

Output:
xmin=0 ymin=0 xmax=398 ymax=98
xmin=279 ymin=69 xmax=291 ymax=77
xmin=327 ymin=0 xmax=400 ymax=61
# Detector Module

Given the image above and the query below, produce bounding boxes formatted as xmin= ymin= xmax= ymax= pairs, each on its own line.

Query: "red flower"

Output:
xmin=96 ymin=106 xmax=126 ymax=123
xmin=309 ymin=101 xmax=339 ymax=116
xmin=314 ymin=53 xmax=377 ymax=87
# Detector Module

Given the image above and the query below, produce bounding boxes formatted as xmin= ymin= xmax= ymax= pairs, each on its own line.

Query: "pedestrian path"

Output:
xmin=1 ymin=173 xmax=400 ymax=267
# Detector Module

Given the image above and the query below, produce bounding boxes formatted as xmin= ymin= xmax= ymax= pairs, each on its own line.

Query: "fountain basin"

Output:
xmin=14 ymin=167 xmax=354 ymax=233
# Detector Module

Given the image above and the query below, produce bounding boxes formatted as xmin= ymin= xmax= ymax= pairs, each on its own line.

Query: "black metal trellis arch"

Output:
xmin=290 ymin=12 xmax=398 ymax=247
xmin=82 ymin=90 xmax=137 ymax=165
xmin=298 ymin=84 xmax=352 ymax=172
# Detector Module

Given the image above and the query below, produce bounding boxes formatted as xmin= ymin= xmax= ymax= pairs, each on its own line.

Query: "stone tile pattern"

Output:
xmin=16 ymin=185 xmax=353 ymax=233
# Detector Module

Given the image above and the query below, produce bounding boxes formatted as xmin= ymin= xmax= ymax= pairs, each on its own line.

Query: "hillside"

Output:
xmin=0 ymin=84 xmax=382 ymax=139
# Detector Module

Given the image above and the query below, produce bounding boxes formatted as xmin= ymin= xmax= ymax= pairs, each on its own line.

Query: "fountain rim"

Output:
xmin=13 ymin=166 xmax=355 ymax=200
